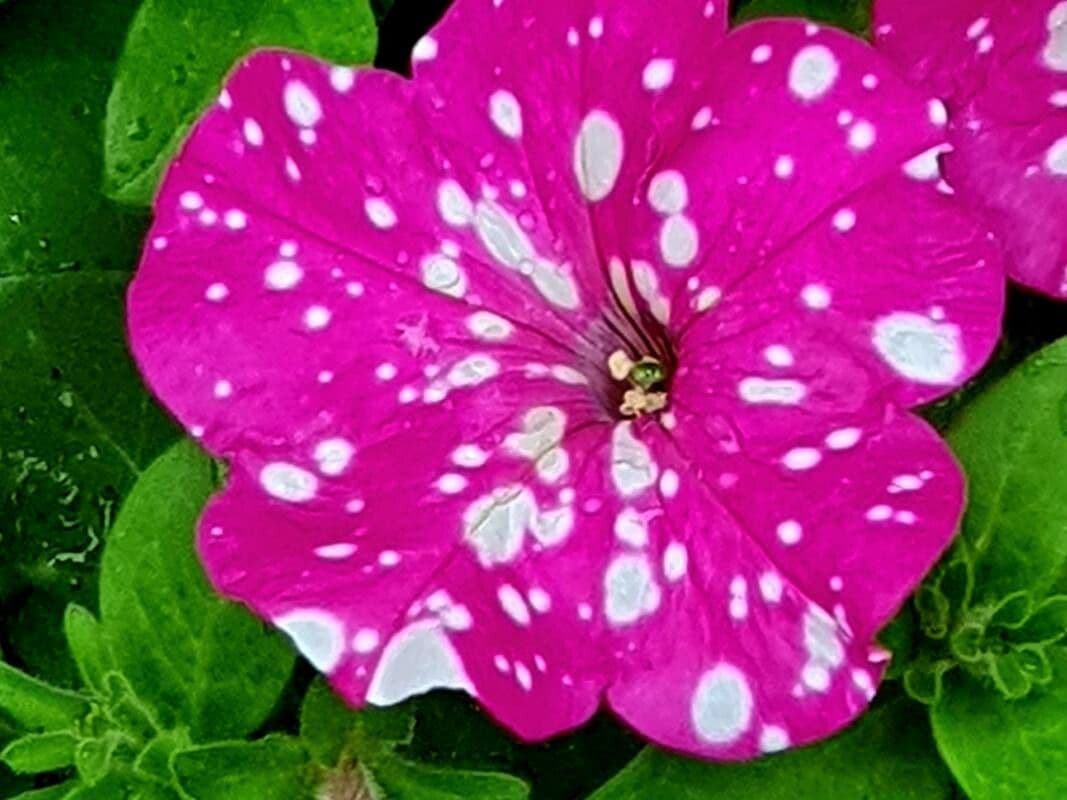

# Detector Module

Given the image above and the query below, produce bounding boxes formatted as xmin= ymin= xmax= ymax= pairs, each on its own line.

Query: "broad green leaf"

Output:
xmin=733 ymin=0 xmax=869 ymax=33
xmin=0 ymin=0 xmax=178 ymax=614
xmin=0 ymin=0 xmax=145 ymax=276
xmin=170 ymin=736 xmax=312 ymax=800
xmin=588 ymin=697 xmax=952 ymax=800
xmin=6 ymin=784 xmax=79 ymax=800
xmin=98 ymin=441 xmax=294 ymax=741
xmin=370 ymin=752 xmax=530 ymax=800
xmin=1 ymin=731 xmax=77 ymax=774
xmin=947 ymin=336 xmax=1067 ymax=601
xmin=64 ymin=605 xmax=114 ymax=694
xmin=0 ymin=661 xmax=88 ymax=731
xmin=103 ymin=0 xmax=378 ymax=205
xmin=299 ymin=679 xmax=413 ymax=767
xmin=931 ymin=648 xmax=1067 ymax=800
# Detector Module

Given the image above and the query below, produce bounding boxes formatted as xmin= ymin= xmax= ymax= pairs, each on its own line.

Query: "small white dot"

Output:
xmin=213 ymin=379 xmax=233 ymax=399
xmin=304 ymin=305 xmax=332 ymax=330
xmin=243 ymin=118 xmax=264 ymax=147
xmin=832 ymin=208 xmax=857 ymax=232
xmin=751 ymin=44 xmax=773 ymax=64
xmin=223 ymin=209 xmax=247 ymax=230
xmin=777 ymin=519 xmax=802 ymax=545
xmin=848 ymin=121 xmax=876 ymax=151
xmin=179 ymin=191 xmax=203 ymax=211
xmin=782 ymin=447 xmax=821 ymax=471
xmin=205 ymin=283 xmax=229 ymax=302
xmin=352 ymin=628 xmax=380 ymax=654
xmin=642 ymin=58 xmax=676 ymax=92
xmin=379 ymin=550 xmax=401 ymax=567
xmin=412 ymin=35 xmax=439 ymax=62
xmin=773 ymin=155 xmax=794 ymax=179
xmin=436 ymin=473 xmax=468 ymax=495
xmin=801 ymin=284 xmax=831 ymax=310
xmin=588 ymin=16 xmax=604 ymax=38
xmin=375 ymin=363 xmax=398 ymax=381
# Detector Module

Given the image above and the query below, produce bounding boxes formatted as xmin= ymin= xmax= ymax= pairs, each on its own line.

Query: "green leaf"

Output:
xmin=733 ymin=0 xmax=869 ymax=33
xmin=170 ymin=736 xmax=312 ymax=800
xmin=64 ymin=605 xmax=114 ymax=694
xmin=299 ymin=679 xmax=413 ymax=767
xmin=1 ymin=731 xmax=77 ymax=774
xmin=74 ymin=733 xmax=124 ymax=786
xmin=370 ymin=751 xmax=530 ymax=800
xmin=98 ymin=441 xmax=294 ymax=741
xmin=103 ymin=0 xmax=378 ymax=205
xmin=6 ymin=784 xmax=80 ymax=800
xmin=133 ymin=729 xmax=190 ymax=785
xmin=0 ymin=0 xmax=146 ymax=276
xmin=588 ymin=697 xmax=953 ymax=800
xmin=0 ymin=0 xmax=178 ymax=612
xmin=947 ymin=336 xmax=1067 ymax=601
xmin=1017 ymin=595 xmax=1067 ymax=645
xmin=931 ymin=648 xmax=1067 ymax=800
xmin=0 ymin=661 xmax=88 ymax=732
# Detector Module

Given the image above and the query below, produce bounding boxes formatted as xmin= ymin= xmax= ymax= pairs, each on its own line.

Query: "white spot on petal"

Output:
xmin=284 ymin=80 xmax=322 ymax=127
xmin=275 ymin=610 xmax=344 ymax=672
xmin=873 ymin=312 xmax=963 ymax=384
xmin=691 ymin=664 xmax=753 ymax=744
xmin=604 ymin=553 xmax=660 ymax=626
xmin=260 ymin=462 xmax=318 ymax=502
xmin=574 ymin=110 xmax=623 ymax=202
xmin=789 ymin=45 xmax=839 ymax=101
xmin=367 ymin=621 xmax=472 ymax=705
xmin=489 ymin=89 xmax=523 ymax=138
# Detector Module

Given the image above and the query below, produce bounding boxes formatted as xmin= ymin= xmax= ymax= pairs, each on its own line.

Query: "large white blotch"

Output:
xmin=789 ymin=45 xmax=839 ymax=101
xmin=691 ymin=663 xmax=754 ymax=745
xmin=1046 ymin=136 xmax=1067 ymax=175
xmin=1045 ymin=2 xmax=1067 ymax=72
xmin=614 ymin=507 xmax=649 ymax=548
xmin=260 ymin=462 xmax=318 ymax=502
xmin=274 ymin=610 xmax=344 ymax=672
xmin=873 ymin=312 xmax=963 ymax=385
xmin=603 ymin=554 xmax=661 ymax=626
xmin=574 ymin=110 xmax=624 ymax=202
xmin=802 ymin=606 xmax=845 ymax=693
xmin=463 ymin=486 xmax=536 ymax=566
xmin=489 ymin=89 xmax=523 ymax=138
xmin=530 ymin=260 xmax=581 ymax=310
xmin=738 ymin=377 xmax=806 ymax=405
xmin=283 ymin=81 xmax=322 ymax=128
xmin=506 ymin=406 xmax=566 ymax=459
xmin=474 ymin=199 xmax=535 ymax=269
xmin=531 ymin=505 xmax=574 ymax=547
xmin=447 ymin=354 xmax=500 ymax=387
xmin=472 ymin=200 xmax=581 ymax=310
xmin=611 ymin=422 xmax=658 ymax=497
xmin=367 ymin=621 xmax=473 ymax=705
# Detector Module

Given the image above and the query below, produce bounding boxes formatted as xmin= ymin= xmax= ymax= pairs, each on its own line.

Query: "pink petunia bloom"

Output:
xmin=874 ymin=0 xmax=1067 ymax=298
xmin=128 ymin=0 xmax=1005 ymax=760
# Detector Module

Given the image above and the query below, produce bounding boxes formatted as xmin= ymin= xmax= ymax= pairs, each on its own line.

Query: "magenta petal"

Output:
xmin=875 ymin=0 xmax=1067 ymax=298
xmin=128 ymin=0 xmax=1004 ymax=759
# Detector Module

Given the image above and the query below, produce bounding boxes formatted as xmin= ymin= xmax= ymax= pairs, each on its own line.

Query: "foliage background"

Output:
xmin=1 ymin=0 xmax=1065 ymax=797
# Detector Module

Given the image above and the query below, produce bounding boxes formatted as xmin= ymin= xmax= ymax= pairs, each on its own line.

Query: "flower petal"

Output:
xmin=607 ymin=412 xmax=959 ymax=759
xmin=617 ymin=20 xmax=950 ymax=323
xmin=676 ymin=173 xmax=1003 ymax=410
xmin=875 ymin=0 xmax=1067 ymax=297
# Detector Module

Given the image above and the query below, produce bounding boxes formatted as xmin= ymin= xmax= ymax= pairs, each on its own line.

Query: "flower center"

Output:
xmin=608 ymin=349 xmax=670 ymax=418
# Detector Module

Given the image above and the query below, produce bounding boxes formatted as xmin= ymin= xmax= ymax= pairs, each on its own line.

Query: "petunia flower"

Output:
xmin=128 ymin=0 xmax=1005 ymax=760
xmin=874 ymin=0 xmax=1067 ymax=299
